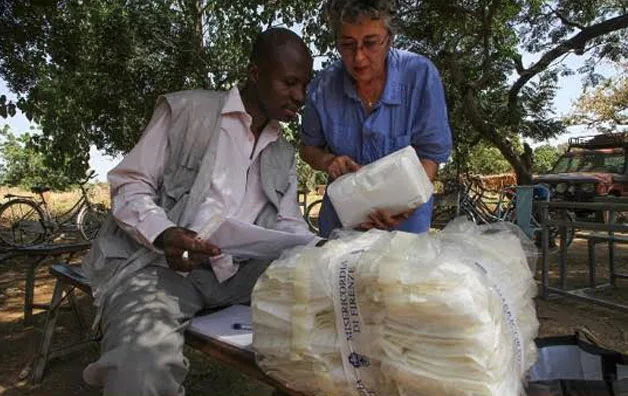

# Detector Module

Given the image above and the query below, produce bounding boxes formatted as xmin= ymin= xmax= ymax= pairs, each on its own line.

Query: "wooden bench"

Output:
xmin=0 ymin=242 xmax=92 ymax=325
xmin=31 ymin=262 xmax=305 ymax=395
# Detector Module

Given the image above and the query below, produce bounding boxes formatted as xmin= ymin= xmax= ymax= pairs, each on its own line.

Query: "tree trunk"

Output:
xmin=194 ymin=0 xmax=204 ymax=54
xmin=186 ymin=0 xmax=206 ymax=86
xmin=444 ymin=54 xmax=534 ymax=185
xmin=459 ymin=90 xmax=533 ymax=185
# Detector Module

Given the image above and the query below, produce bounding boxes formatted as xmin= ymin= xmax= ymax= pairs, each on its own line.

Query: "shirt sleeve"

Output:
xmin=411 ymin=61 xmax=453 ymax=164
xmin=107 ymin=101 xmax=177 ymax=248
xmin=272 ymin=163 xmax=317 ymax=242
xmin=300 ymin=87 xmax=327 ymax=148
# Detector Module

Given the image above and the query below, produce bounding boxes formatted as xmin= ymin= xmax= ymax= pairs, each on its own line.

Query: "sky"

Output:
xmin=0 ymin=78 xmax=123 ymax=182
xmin=0 ymin=50 xmax=622 ymax=182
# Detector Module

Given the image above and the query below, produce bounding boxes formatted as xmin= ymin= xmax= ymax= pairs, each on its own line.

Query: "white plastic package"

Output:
xmin=252 ymin=220 xmax=539 ymax=396
xmin=327 ymin=146 xmax=433 ymax=227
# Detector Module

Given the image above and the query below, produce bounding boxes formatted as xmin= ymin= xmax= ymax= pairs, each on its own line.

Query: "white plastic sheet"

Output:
xmin=327 ymin=146 xmax=433 ymax=227
xmin=252 ymin=220 xmax=539 ymax=395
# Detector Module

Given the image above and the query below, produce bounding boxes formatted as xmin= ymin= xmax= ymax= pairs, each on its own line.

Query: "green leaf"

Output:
xmin=0 ymin=0 xmax=625 ymax=184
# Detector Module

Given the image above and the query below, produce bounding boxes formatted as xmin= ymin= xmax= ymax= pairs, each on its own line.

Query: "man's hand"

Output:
xmin=358 ymin=208 xmax=414 ymax=231
xmin=326 ymin=155 xmax=361 ymax=180
xmin=154 ymin=227 xmax=221 ymax=272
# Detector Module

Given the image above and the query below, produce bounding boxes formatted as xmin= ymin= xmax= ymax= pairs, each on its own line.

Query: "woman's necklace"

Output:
xmin=360 ymin=94 xmax=378 ymax=112
xmin=357 ymin=81 xmax=384 ymax=111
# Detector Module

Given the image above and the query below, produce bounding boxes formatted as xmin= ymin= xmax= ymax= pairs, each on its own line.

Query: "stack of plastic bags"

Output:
xmin=252 ymin=220 xmax=539 ymax=395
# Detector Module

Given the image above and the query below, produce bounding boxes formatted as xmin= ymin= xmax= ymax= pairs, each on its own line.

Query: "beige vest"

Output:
xmin=83 ymin=89 xmax=295 ymax=307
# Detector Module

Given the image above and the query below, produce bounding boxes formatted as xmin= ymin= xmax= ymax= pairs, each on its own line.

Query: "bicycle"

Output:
xmin=432 ymin=181 xmax=575 ymax=251
xmin=0 ymin=170 xmax=108 ymax=246
xmin=432 ymin=182 xmax=504 ymax=227
xmin=304 ymin=198 xmax=323 ymax=234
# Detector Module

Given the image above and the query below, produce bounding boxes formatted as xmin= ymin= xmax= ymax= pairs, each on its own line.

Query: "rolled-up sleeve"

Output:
xmin=411 ymin=62 xmax=452 ymax=164
xmin=107 ymin=102 xmax=176 ymax=248
xmin=300 ymin=87 xmax=327 ymax=148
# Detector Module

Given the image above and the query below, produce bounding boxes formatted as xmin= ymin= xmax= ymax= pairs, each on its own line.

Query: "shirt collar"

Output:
xmin=221 ymin=86 xmax=281 ymax=135
xmin=221 ymin=86 xmax=247 ymax=115
xmin=342 ymin=49 xmax=402 ymax=106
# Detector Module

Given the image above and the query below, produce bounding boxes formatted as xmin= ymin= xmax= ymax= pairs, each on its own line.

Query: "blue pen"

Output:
xmin=232 ymin=323 xmax=253 ymax=331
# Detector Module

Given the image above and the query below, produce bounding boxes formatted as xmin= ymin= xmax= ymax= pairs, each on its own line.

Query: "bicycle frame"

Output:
xmin=0 ymin=171 xmax=105 ymax=246
xmin=445 ymin=182 xmax=551 ymax=228
xmin=12 ymin=174 xmax=96 ymax=234
xmin=456 ymin=184 xmax=503 ymax=224
xmin=496 ymin=184 xmax=552 ymax=230
xmin=29 ymin=189 xmax=86 ymax=231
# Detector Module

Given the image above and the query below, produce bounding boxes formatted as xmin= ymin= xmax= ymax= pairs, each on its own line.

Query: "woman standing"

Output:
xmin=301 ymin=0 xmax=452 ymax=237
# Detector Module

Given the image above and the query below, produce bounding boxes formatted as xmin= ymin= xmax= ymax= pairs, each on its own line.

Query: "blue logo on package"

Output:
xmin=348 ymin=352 xmax=370 ymax=368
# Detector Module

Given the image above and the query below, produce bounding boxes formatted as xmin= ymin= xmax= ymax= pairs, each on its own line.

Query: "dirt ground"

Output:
xmin=0 ymin=237 xmax=627 ymax=396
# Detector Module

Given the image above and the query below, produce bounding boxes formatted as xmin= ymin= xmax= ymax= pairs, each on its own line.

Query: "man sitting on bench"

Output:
xmin=81 ymin=28 xmax=316 ymax=395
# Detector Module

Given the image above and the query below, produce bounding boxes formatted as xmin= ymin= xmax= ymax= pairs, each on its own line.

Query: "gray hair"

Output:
xmin=324 ymin=0 xmax=398 ymax=36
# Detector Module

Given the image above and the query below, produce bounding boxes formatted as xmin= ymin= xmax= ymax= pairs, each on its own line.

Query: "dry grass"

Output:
xmin=0 ymin=184 xmax=110 ymax=215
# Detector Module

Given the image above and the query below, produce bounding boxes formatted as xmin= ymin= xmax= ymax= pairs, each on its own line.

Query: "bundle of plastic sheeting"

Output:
xmin=327 ymin=146 xmax=433 ymax=228
xmin=251 ymin=220 xmax=539 ymax=396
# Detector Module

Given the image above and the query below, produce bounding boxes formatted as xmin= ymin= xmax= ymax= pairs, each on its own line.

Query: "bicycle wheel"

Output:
xmin=304 ymin=199 xmax=323 ymax=234
xmin=77 ymin=204 xmax=108 ymax=240
xmin=533 ymin=208 xmax=575 ymax=252
xmin=0 ymin=199 xmax=46 ymax=246
xmin=549 ymin=209 xmax=575 ymax=248
xmin=431 ymin=206 xmax=457 ymax=229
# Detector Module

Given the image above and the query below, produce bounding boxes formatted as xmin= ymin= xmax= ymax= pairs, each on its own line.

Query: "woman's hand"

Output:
xmin=326 ymin=155 xmax=361 ymax=179
xmin=154 ymin=227 xmax=221 ymax=272
xmin=300 ymin=145 xmax=360 ymax=179
xmin=358 ymin=208 xmax=414 ymax=231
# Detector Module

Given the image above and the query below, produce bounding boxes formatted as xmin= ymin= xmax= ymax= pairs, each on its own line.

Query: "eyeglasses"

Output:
xmin=336 ymin=33 xmax=390 ymax=56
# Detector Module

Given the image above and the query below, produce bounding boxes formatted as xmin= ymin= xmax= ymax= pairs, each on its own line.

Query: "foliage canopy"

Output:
xmin=0 ymin=0 xmax=626 ymax=185
xmin=0 ymin=125 xmax=73 ymax=189
xmin=565 ymin=65 xmax=627 ymax=133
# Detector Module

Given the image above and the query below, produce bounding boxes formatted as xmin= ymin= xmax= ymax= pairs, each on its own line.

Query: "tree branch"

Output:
xmin=194 ymin=0 xmax=204 ymax=52
xmin=445 ymin=51 xmax=529 ymax=181
xmin=551 ymin=7 xmax=586 ymax=30
xmin=199 ymin=0 xmax=213 ymax=15
xmin=512 ymin=53 xmax=525 ymax=75
xmin=471 ymin=0 xmax=498 ymax=89
xmin=507 ymin=13 xmax=628 ymax=119
xmin=175 ymin=0 xmax=185 ymax=12
xmin=398 ymin=3 xmax=475 ymax=19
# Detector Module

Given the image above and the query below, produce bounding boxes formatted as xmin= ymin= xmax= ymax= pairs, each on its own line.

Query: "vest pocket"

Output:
xmin=163 ymin=164 xmax=198 ymax=202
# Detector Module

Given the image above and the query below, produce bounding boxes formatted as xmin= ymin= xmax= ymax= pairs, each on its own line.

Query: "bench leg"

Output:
xmin=559 ymin=226 xmax=567 ymax=289
xmin=23 ymin=261 xmax=37 ymax=326
xmin=67 ymin=289 xmax=88 ymax=335
xmin=23 ymin=256 xmax=47 ymax=326
xmin=588 ymin=240 xmax=596 ymax=288
xmin=609 ymin=210 xmax=617 ymax=286
xmin=608 ymin=240 xmax=616 ymax=286
xmin=31 ymin=278 xmax=65 ymax=384
xmin=541 ymin=213 xmax=550 ymax=299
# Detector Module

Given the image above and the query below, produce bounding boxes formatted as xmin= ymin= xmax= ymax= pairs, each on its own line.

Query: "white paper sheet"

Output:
xmin=206 ymin=218 xmax=315 ymax=260
xmin=188 ymin=304 xmax=253 ymax=350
